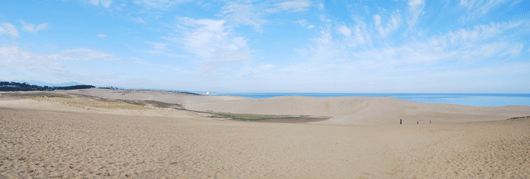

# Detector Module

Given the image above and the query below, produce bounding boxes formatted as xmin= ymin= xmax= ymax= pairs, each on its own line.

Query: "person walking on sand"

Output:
xmin=417 ymin=121 xmax=419 ymax=124
xmin=400 ymin=119 xmax=402 ymax=124
xmin=430 ymin=120 xmax=431 ymax=124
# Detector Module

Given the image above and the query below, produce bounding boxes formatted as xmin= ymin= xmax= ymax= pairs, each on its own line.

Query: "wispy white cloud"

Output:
xmin=438 ymin=21 xmax=523 ymax=47
xmin=337 ymin=26 xmax=351 ymax=37
xmin=132 ymin=17 xmax=146 ymax=24
xmin=0 ymin=46 xmax=70 ymax=76
xmin=459 ymin=0 xmax=519 ymax=20
xmin=88 ymin=0 xmax=112 ymax=8
xmin=176 ymin=17 xmax=229 ymax=58
xmin=134 ymin=0 xmax=190 ymax=9
xmin=267 ymin=0 xmax=311 ymax=13
xmin=173 ymin=16 xmax=259 ymax=76
xmin=97 ymin=34 xmax=106 ymax=39
xmin=499 ymin=43 xmax=523 ymax=57
xmin=221 ymin=2 xmax=267 ymax=31
xmin=374 ymin=14 xmax=401 ymax=38
xmin=297 ymin=19 xmax=308 ymax=26
xmin=21 ymin=21 xmax=50 ymax=33
xmin=337 ymin=23 xmax=370 ymax=47
xmin=49 ymin=48 xmax=120 ymax=61
xmin=296 ymin=19 xmax=314 ymax=28
xmin=347 ymin=18 xmax=372 ymax=47
xmin=0 ymin=23 xmax=19 ymax=38
xmin=291 ymin=20 xmax=525 ymax=88
xmin=303 ymin=28 xmax=346 ymax=63
xmin=0 ymin=45 xmax=131 ymax=83
xmin=319 ymin=14 xmax=332 ymax=22
xmin=373 ymin=22 xmax=522 ymax=64
xmin=144 ymin=41 xmax=167 ymax=54
xmin=407 ymin=0 xmax=424 ymax=27
xmin=235 ymin=63 xmax=276 ymax=77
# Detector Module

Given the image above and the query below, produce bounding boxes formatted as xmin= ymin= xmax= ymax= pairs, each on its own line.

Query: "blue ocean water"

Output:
xmin=219 ymin=93 xmax=530 ymax=107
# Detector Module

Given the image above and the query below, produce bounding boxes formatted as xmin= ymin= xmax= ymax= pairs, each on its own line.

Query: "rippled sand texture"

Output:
xmin=1 ymin=107 xmax=529 ymax=178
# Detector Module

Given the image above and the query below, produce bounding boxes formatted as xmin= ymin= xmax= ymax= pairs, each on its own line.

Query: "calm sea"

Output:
xmin=217 ymin=93 xmax=530 ymax=107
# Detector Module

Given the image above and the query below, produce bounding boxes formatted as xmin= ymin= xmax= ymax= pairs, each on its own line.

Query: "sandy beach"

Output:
xmin=1 ymin=89 xmax=530 ymax=178
xmin=4 ymin=0 xmax=529 ymax=177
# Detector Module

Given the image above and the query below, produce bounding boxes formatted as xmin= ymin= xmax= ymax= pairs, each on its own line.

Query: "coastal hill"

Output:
xmin=0 ymin=81 xmax=95 ymax=91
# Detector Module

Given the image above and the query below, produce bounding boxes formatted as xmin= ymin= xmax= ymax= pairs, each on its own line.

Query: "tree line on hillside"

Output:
xmin=0 ymin=81 xmax=95 ymax=91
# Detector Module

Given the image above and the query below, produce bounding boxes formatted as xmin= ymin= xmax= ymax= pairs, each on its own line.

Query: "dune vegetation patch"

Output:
xmin=142 ymin=100 xmax=183 ymax=109
xmin=507 ymin=116 xmax=530 ymax=120
xmin=32 ymin=97 xmax=150 ymax=110
xmin=2 ymin=91 xmax=328 ymax=122
xmin=208 ymin=112 xmax=298 ymax=121
xmin=0 ymin=92 xmax=72 ymax=99
xmin=1 ymin=92 xmax=184 ymax=111
xmin=186 ymin=110 xmax=330 ymax=122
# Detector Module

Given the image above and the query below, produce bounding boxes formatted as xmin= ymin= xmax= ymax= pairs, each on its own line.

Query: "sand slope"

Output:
xmin=36 ymin=89 xmax=530 ymax=124
xmin=1 ymin=90 xmax=530 ymax=178
xmin=183 ymin=95 xmax=530 ymax=124
xmin=1 ymin=107 xmax=529 ymax=178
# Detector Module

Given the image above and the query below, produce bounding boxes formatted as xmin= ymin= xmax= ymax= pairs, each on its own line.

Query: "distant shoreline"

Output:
xmin=215 ymin=93 xmax=530 ymax=107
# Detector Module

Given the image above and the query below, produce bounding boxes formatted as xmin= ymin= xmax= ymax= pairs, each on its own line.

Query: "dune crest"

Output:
xmin=183 ymin=95 xmax=530 ymax=124
xmin=2 ymin=90 xmax=530 ymax=178
xmin=4 ymin=89 xmax=529 ymax=124
xmin=12 ymin=89 xmax=527 ymax=124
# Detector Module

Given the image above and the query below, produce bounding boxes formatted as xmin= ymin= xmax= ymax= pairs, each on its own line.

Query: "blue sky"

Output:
xmin=0 ymin=0 xmax=529 ymax=93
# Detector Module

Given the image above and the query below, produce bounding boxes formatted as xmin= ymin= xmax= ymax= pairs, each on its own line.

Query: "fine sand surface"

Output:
xmin=1 ymin=107 xmax=530 ymax=178
xmin=47 ymin=89 xmax=530 ymax=124
xmin=1 ymin=90 xmax=530 ymax=178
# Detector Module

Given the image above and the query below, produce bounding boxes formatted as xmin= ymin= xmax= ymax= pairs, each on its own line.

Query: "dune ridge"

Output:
xmin=1 ymin=107 xmax=529 ymax=178
xmin=182 ymin=95 xmax=530 ymax=125
xmin=26 ymin=89 xmax=529 ymax=125
xmin=1 ymin=89 xmax=530 ymax=178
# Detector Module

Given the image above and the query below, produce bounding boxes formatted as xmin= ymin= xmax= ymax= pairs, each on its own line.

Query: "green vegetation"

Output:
xmin=186 ymin=110 xmax=329 ymax=122
xmin=507 ymin=116 xmax=530 ymax=120
xmin=2 ymin=91 xmax=328 ymax=123
xmin=207 ymin=112 xmax=298 ymax=121
xmin=68 ymin=93 xmax=99 ymax=99
xmin=91 ymin=98 xmax=183 ymax=109
xmin=0 ymin=92 xmax=72 ymax=98
xmin=135 ymin=100 xmax=183 ymax=109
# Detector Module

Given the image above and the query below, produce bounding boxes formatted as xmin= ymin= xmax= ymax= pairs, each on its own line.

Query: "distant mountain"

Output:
xmin=0 ymin=81 xmax=95 ymax=91
xmin=13 ymin=80 xmax=85 ymax=87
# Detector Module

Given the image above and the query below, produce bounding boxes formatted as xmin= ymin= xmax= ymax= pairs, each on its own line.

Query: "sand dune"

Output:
xmin=1 ymin=106 xmax=529 ymax=178
xmin=182 ymin=95 xmax=530 ymax=125
xmin=1 ymin=90 xmax=529 ymax=178
xmin=38 ymin=89 xmax=530 ymax=124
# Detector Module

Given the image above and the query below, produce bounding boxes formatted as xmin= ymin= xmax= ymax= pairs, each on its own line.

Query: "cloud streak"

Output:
xmin=459 ymin=0 xmax=521 ymax=20
xmin=374 ymin=14 xmax=401 ymax=38
xmin=88 ymin=0 xmax=112 ymax=8
xmin=292 ymin=19 xmax=526 ymax=90
xmin=21 ymin=21 xmax=50 ymax=33
xmin=49 ymin=48 xmax=121 ymax=61
xmin=222 ymin=2 xmax=267 ymax=31
xmin=134 ymin=0 xmax=190 ymax=9
xmin=267 ymin=0 xmax=311 ymax=13
xmin=0 ymin=23 xmax=19 ymax=38
xmin=0 ymin=46 xmax=69 ymax=76
xmin=144 ymin=41 xmax=167 ymax=54
xmin=407 ymin=0 xmax=424 ymax=27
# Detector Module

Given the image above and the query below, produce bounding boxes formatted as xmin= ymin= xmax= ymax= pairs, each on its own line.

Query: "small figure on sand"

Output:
xmin=430 ymin=120 xmax=431 ymax=124
xmin=400 ymin=119 xmax=402 ymax=124
xmin=417 ymin=121 xmax=419 ymax=124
